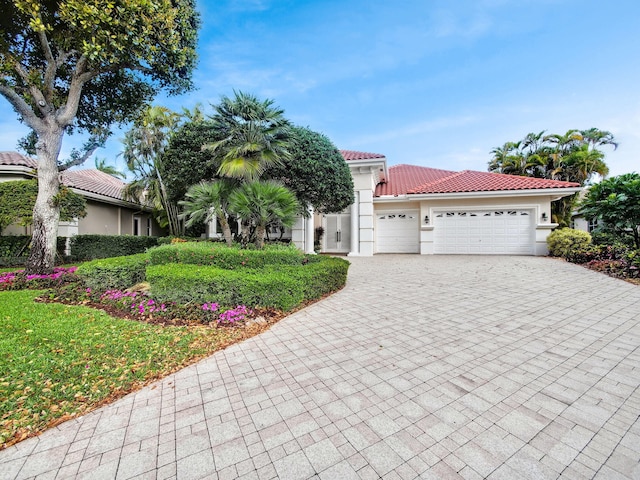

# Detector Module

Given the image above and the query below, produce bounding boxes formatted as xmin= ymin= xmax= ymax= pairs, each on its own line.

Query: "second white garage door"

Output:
xmin=376 ymin=210 xmax=420 ymax=253
xmin=433 ymin=209 xmax=534 ymax=255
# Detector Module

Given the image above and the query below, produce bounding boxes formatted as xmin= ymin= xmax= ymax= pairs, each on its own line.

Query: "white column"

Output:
xmin=349 ymin=192 xmax=359 ymax=256
xmin=207 ymin=217 xmax=218 ymax=238
xmin=305 ymin=204 xmax=316 ymax=254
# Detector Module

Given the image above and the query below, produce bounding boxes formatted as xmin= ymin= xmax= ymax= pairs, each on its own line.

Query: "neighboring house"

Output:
xmin=291 ymin=150 xmax=582 ymax=256
xmin=0 ymin=151 xmax=163 ymax=238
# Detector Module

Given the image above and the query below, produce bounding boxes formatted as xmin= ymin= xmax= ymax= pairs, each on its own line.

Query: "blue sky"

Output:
xmin=2 ymin=0 xmax=639 ymax=177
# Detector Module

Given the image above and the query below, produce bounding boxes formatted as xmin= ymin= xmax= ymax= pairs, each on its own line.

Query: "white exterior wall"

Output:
xmin=372 ymin=195 xmax=558 ymax=256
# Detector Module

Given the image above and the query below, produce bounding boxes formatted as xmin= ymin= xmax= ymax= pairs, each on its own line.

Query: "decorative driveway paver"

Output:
xmin=1 ymin=255 xmax=639 ymax=479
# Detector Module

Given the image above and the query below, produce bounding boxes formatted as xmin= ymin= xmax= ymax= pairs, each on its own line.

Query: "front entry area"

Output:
xmin=433 ymin=209 xmax=534 ymax=255
xmin=323 ymin=213 xmax=351 ymax=253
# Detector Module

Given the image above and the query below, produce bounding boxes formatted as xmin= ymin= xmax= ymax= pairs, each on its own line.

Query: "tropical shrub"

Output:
xmin=77 ymin=253 xmax=150 ymax=291
xmin=547 ymin=228 xmax=592 ymax=258
xmin=148 ymin=242 xmax=305 ymax=268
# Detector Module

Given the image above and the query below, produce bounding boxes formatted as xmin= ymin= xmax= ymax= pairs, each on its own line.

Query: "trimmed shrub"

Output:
xmin=148 ymin=242 xmax=305 ymax=269
xmin=69 ymin=235 xmax=159 ymax=260
xmin=147 ymin=256 xmax=350 ymax=311
xmin=547 ymin=228 xmax=592 ymax=258
xmin=0 ymin=236 xmax=31 ymax=266
xmin=76 ymin=253 xmax=150 ymax=291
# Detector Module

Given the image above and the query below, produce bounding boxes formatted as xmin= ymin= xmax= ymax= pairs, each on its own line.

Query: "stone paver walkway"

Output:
xmin=1 ymin=255 xmax=639 ymax=479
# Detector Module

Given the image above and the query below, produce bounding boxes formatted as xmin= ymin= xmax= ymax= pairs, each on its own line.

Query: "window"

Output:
xmin=146 ymin=217 xmax=152 ymax=236
xmin=588 ymin=218 xmax=599 ymax=233
xmin=133 ymin=217 xmax=140 ymax=236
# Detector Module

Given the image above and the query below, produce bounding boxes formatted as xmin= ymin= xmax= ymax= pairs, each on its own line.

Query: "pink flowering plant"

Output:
xmin=0 ymin=266 xmax=79 ymax=291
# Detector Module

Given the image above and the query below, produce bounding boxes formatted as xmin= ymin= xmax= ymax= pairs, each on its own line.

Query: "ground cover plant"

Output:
xmin=0 ymin=290 xmax=264 ymax=448
xmin=0 ymin=243 xmax=349 ymax=448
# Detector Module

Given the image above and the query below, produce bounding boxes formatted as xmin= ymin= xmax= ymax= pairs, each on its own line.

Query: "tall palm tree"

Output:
xmin=204 ymin=92 xmax=293 ymax=182
xmin=179 ymin=179 xmax=239 ymax=246
xmin=228 ymin=180 xmax=299 ymax=249
xmin=122 ymin=105 xmax=183 ymax=235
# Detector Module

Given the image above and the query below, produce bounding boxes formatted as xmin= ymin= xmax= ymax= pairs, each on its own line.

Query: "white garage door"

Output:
xmin=376 ymin=211 xmax=420 ymax=253
xmin=433 ymin=209 xmax=533 ymax=255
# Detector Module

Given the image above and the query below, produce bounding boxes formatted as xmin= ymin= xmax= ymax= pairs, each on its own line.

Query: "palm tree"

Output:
xmin=204 ymin=92 xmax=293 ymax=182
xmin=122 ymin=105 xmax=183 ymax=235
xmin=228 ymin=180 xmax=299 ymax=249
xmin=179 ymin=179 xmax=239 ymax=246
xmin=580 ymin=128 xmax=618 ymax=152
xmin=94 ymin=157 xmax=126 ymax=179
xmin=564 ymin=144 xmax=608 ymax=185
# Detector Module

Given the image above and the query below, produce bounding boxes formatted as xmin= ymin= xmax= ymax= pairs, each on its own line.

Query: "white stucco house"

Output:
xmin=291 ymin=150 xmax=582 ymax=256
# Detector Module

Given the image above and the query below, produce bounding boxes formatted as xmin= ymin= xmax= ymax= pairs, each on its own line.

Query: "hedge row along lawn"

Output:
xmin=0 ymin=289 xmax=273 ymax=449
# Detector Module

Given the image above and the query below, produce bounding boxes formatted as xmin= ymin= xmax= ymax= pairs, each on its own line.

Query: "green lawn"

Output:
xmin=0 ymin=290 xmax=256 ymax=448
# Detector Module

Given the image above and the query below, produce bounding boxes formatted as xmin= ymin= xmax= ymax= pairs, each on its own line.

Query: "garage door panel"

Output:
xmin=376 ymin=211 xmax=419 ymax=253
xmin=434 ymin=209 xmax=533 ymax=255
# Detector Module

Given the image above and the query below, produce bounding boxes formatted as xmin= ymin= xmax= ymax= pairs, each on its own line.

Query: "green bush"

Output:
xmin=147 ymin=256 xmax=349 ymax=311
xmin=76 ymin=253 xmax=150 ymax=291
xmin=0 ymin=236 xmax=69 ymax=266
xmin=148 ymin=242 xmax=305 ymax=269
xmin=547 ymin=228 xmax=592 ymax=258
xmin=70 ymin=235 xmax=159 ymax=261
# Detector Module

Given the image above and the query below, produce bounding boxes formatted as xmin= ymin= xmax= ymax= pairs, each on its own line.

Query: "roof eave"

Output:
xmin=69 ymin=188 xmax=151 ymax=210
xmin=375 ymin=187 xmax=582 ymax=201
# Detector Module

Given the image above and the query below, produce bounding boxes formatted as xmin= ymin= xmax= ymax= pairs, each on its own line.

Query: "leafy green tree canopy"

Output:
xmin=266 ymin=126 xmax=354 ymax=214
xmin=0 ymin=180 xmax=86 ymax=234
xmin=0 ymin=0 xmax=199 ymax=273
xmin=160 ymin=119 xmax=220 ymax=203
xmin=579 ymin=173 xmax=640 ymax=249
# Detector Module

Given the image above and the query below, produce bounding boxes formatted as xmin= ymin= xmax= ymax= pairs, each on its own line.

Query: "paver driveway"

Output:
xmin=1 ymin=255 xmax=639 ymax=479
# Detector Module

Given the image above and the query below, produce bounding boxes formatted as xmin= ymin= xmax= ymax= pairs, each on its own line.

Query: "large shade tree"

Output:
xmin=0 ymin=0 xmax=199 ymax=273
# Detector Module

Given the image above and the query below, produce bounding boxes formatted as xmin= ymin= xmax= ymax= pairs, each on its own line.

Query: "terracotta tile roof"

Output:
xmin=376 ymin=164 xmax=457 ymax=196
xmin=377 ymin=164 xmax=580 ymax=196
xmin=340 ymin=150 xmax=386 ymax=161
xmin=61 ymin=169 xmax=127 ymax=201
xmin=0 ymin=151 xmax=38 ymax=169
xmin=0 ymin=151 xmax=128 ymax=202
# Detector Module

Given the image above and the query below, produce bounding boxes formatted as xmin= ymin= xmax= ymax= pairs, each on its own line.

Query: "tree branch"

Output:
xmin=0 ymin=84 xmax=44 ymax=132
xmin=58 ymin=141 xmax=101 ymax=171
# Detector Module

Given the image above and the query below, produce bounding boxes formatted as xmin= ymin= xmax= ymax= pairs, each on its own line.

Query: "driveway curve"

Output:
xmin=1 ymin=255 xmax=639 ymax=479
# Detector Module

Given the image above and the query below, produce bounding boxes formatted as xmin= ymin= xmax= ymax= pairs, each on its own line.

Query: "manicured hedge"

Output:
xmin=70 ymin=235 xmax=159 ymax=261
xmin=76 ymin=253 xmax=150 ymax=291
xmin=0 ymin=236 xmax=67 ymax=266
xmin=147 ymin=256 xmax=349 ymax=311
xmin=148 ymin=242 xmax=305 ymax=269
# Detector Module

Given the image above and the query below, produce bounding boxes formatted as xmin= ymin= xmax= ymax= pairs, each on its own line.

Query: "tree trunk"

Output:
xmin=255 ymin=224 xmax=266 ymax=249
xmin=219 ymin=215 xmax=233 ymax=247
xmin=26 ymin=127 xmax=64 ymax=275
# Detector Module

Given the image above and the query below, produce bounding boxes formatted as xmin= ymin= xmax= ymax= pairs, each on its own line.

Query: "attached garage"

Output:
xmin=433 ymin=209 xmax=534 ymax=255
xmin=376 ymin=210 xmax=420 ymax=253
